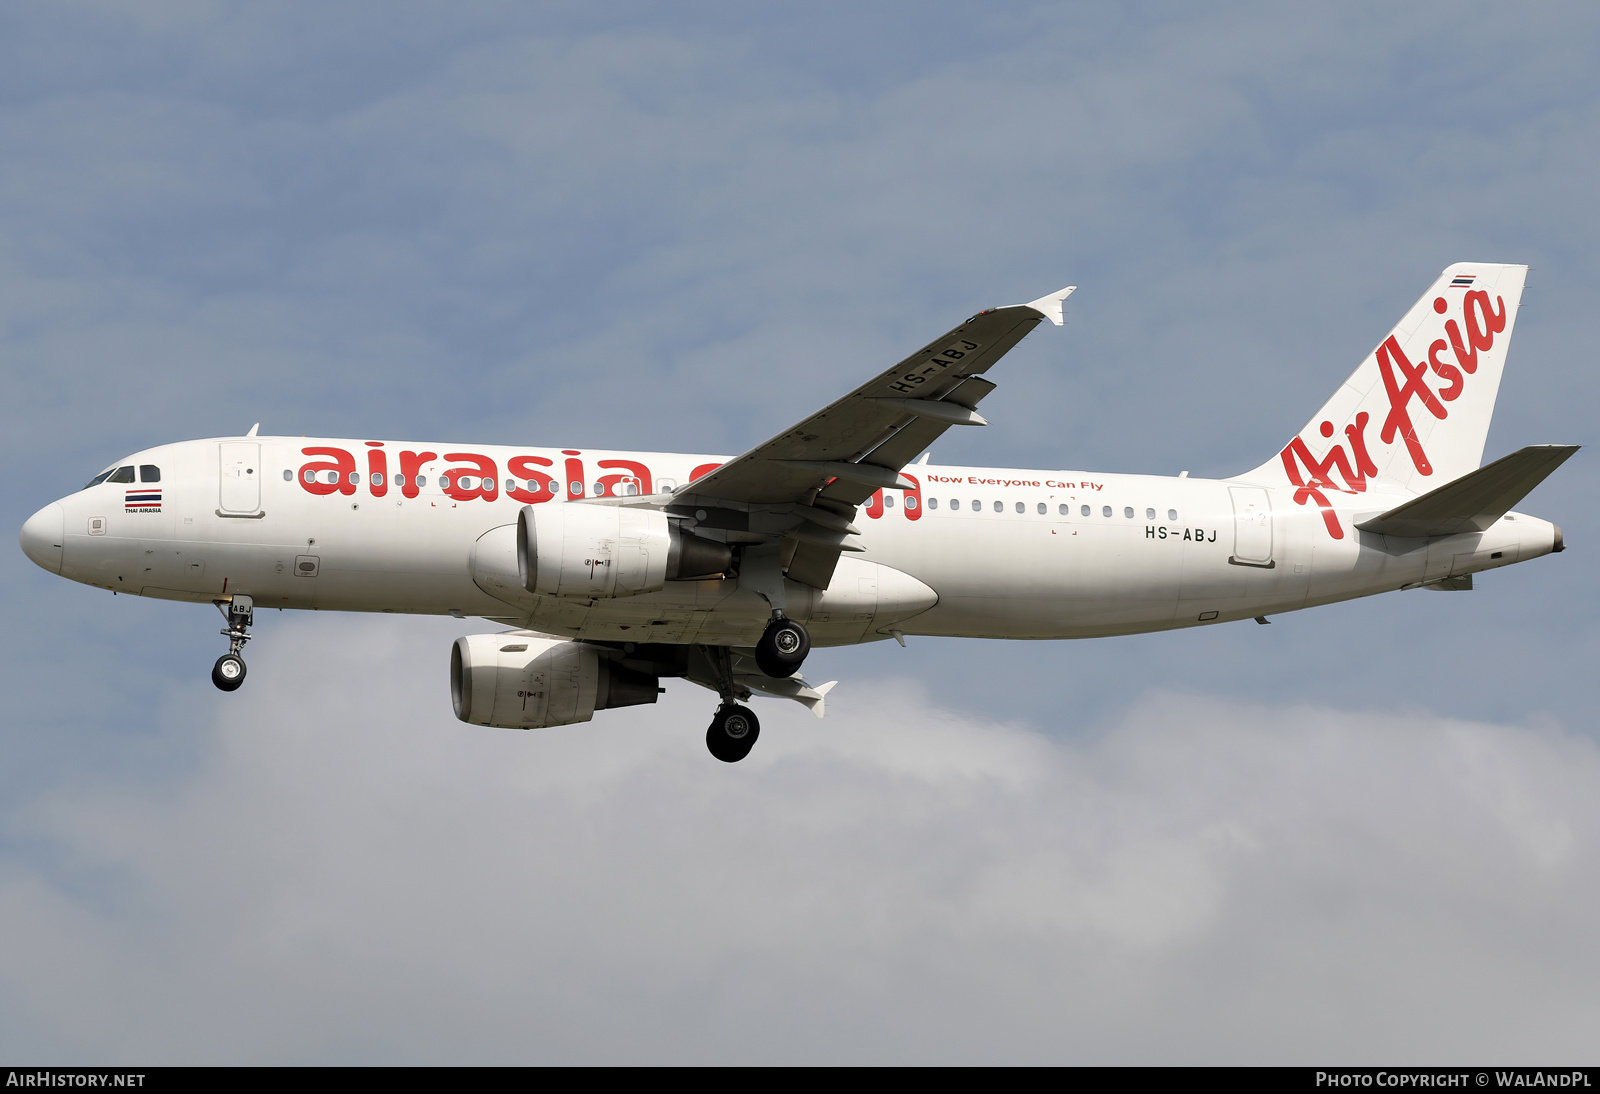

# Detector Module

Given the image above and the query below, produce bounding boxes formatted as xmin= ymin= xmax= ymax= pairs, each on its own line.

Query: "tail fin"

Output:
xmin=1240 ymin=263 xmax=1529 ymax=511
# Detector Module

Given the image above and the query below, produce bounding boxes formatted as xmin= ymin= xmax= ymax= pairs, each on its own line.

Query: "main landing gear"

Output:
xmin=211 ymin=595 xmax=253 ymax=692
xmin=695 ymin=643 xmax=764 ymax=763
xmin=706 ymin=702 xmax=760 ymax=763
xmin=755 ymin=614 xmax=809 ymax=678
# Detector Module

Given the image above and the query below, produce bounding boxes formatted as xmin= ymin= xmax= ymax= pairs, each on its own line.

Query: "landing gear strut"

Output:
xmin=706 ymin=703 xmax=760 ymax=763
xmin=212 ymin=596 xmax=253 ymax=692
xmin=755 ymin=614 xmax=810 ymax=678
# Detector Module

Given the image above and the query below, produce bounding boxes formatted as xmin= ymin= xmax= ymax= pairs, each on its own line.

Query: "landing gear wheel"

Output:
xmin=755 ymin=617 xmax=810 ymax=678
xmin=706 ymin=704 xmax=760 ymax=763
xmin=212 ymin=653 xmax=247 ymax=692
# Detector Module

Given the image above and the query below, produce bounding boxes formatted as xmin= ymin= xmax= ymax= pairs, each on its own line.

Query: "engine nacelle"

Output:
xmin=451 ymin=633 xmax=660 ymax=729
xmin=517 ymin=504 xmax=731 ymax=599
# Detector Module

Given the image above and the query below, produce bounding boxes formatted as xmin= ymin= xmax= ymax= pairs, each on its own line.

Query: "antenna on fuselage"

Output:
xmin=245 ymin=423 xmax=260 ymax=438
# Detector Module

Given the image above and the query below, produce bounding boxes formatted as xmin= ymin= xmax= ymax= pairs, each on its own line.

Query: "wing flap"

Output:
xmin=1355 ymin=445 xmax=1579 ymax=538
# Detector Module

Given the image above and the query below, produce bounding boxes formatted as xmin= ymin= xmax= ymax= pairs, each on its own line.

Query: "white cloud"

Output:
xmin=1 ymin=615 xmax=1596 ymax=1063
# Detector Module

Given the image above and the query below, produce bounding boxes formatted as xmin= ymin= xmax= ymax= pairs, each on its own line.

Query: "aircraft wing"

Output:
xmin=665 ymin=287 xmax=1074 ymax=588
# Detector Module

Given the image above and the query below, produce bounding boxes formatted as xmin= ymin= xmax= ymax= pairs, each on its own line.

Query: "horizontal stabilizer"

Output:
xmin=1356 ymin=445 xmax=1579 ymax=538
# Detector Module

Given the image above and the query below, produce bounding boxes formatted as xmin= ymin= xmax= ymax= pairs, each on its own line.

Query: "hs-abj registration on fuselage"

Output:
xmin=19 ymin=265 xmax=1576 ymax=762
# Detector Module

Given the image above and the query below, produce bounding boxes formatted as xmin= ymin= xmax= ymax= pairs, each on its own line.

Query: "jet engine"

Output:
xmin=517 ymin=504 xmax=730 ymax=599
xmin=451 ymin=633 xmax=660 ymax=729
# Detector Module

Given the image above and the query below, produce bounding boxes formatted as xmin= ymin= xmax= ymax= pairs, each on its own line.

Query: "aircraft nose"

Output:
xmin=19 ymin=502 xmax=65 ymax=574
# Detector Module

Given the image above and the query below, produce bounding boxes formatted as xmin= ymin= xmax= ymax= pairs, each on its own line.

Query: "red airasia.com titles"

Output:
xmin=295 ymin=448 xmax=711 ymax=502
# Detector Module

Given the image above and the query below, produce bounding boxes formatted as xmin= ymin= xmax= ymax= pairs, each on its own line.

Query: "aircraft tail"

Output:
xmin=1239 ymin=262 xmax=1529 ymax=522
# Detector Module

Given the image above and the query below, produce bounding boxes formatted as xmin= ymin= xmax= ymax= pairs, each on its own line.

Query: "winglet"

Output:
xmin=1024 ymin=286 xmax=1076 ymax=326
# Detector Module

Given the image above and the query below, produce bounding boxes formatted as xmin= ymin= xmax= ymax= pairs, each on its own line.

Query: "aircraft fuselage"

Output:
xmin=23 ymin=435 xmax=1560 ymax=648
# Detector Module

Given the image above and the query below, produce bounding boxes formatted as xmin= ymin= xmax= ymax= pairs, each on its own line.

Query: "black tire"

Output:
xmin=212 ymin=654 xmax=247 ymax=692
xmin=754 ymin=617 xmax=810 ymax=678
xmin=706 ymin=704 xmax=760 ymax=763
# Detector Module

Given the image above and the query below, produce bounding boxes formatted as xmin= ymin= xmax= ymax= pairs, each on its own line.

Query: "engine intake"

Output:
xmin=451 ymin=633 xmax=659 ymax=729
xmin=518 ymin=504 xmax=730 ymax=599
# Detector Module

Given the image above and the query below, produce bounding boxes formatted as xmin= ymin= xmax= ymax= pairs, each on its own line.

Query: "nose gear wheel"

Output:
xmin=212 ymin=654 xmax=247 ymax=691
xmin=211 ymin=596 xmax=254 ymax=692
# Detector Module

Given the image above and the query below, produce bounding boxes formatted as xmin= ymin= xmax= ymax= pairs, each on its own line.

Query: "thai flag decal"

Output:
xmin=125 ymin=489 xmax=162 ymax=510
xmin=1450 ymin=274 xmax=1475 ymax=288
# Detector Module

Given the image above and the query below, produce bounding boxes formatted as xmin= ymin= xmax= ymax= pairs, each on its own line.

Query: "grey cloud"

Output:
xmin=1 ymin=615 xmax=1596 ymax=1063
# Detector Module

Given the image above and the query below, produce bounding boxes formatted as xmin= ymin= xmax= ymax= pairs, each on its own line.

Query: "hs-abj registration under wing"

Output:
xmin=20 ymin=267 xmax=1574 ymax=761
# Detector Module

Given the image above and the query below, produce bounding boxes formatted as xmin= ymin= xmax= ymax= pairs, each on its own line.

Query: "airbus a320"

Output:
xmin=20 ymin=264 xmax=1574 ymax=761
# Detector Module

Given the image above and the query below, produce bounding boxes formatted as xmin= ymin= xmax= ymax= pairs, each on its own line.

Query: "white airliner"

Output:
xmin=19 ymin=263 xmax=1575 ymax=761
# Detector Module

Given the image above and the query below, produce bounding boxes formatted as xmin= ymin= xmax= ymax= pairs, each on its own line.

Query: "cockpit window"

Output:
xmin=83 ymin=468 xmax=116 ymax=489
xmin=140 ymin=465 xmax=160 ymax=482
xmin=107 ymin=466 xmax=135 ymax=484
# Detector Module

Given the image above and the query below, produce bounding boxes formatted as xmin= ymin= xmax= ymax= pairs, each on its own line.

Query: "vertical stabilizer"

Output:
xmin=1238 ymin=262 xmax=1528 ymax=536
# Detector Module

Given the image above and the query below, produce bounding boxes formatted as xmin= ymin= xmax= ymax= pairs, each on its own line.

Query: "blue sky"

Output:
xmin=3 ymin=1 xmax=1598 ymax=1063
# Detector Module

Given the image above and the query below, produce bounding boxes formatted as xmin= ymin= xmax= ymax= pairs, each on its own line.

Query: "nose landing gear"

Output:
xmin=211 ymin=596 xmax=253 ymax=692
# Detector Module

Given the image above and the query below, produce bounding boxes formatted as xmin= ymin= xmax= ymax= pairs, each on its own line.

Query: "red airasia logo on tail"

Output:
xmin=1281 ymin=287 xmax=1506 ymax=539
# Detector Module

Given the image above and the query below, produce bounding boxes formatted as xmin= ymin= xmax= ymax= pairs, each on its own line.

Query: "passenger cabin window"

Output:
xmin=905 ymin=495 xmax=918 ymax=510
xmin=1101 ymin=505 xmax=1112 ymax=517
xmin=1168 ymin=509 xmax=1178 ymax=521
xmin=993 ymin=500 xmax=1003 ymax=513
xmin=1080 ymin=505 xmax=1090 ymax=516
xmin=1037 ymin=503 xmax=1046 ymax=515
xmin=283 ymin=470 xmax=292 ymax=481
xmin=1124 ymin=507 xmax=1134 ymax=519
xmin=1059 ymin=504 xmax=1069 ymax=515
xmin=884 ymin=494 xmax=895 ymax=508
xmin=970 ymin=500 xmax=980 ymax=512
xmin=140 ymin=465 xmax=160 ymax=482
xmin=927 ymin=498 xmax=939 ymax=510
xmin=1146 ymin=508 xmax=1156 ymax=520
xmin=108 ymin=466 xmax=135 ymax=484
xmin=1015 ymin=502 xmax=1025 ymax=514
